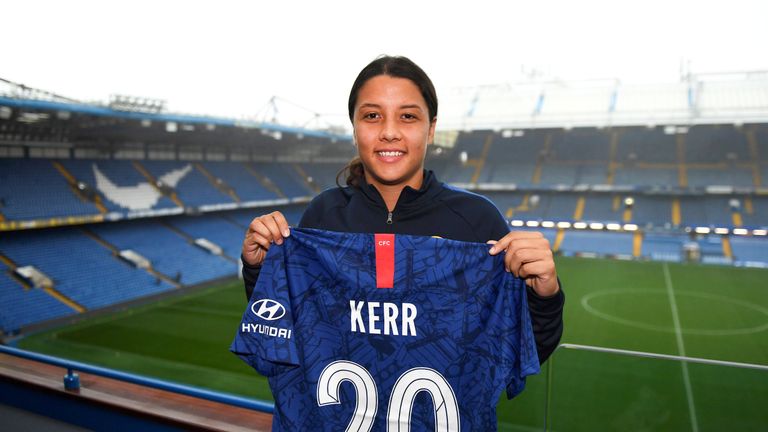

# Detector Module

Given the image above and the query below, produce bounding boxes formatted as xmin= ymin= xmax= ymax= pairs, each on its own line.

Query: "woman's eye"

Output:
xmin=363 ymin=112 xmax=379 ymax=120
xmin=402 ymin=113 xmax=419 ymax=121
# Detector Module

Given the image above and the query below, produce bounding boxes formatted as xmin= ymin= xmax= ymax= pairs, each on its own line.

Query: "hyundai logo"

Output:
xmin=251 ymin=299 xmax=286 ymax=321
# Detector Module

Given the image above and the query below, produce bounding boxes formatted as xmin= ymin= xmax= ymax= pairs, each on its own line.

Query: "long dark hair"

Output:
xmin=337 ymin=55 xmax=438 ymax=187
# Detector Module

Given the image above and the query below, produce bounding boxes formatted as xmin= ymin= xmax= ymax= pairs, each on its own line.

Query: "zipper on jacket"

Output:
xmin=386 ymin=212 xmax=393 ymax=225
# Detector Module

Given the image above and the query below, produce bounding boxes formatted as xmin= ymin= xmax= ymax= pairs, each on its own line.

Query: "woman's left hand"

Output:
xmin=488 ymin=231 xmax=560 ymax=297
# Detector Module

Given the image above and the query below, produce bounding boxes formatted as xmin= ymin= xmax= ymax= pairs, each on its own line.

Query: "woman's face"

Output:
xmin=352 ymin=75 xmax=435 ymax=190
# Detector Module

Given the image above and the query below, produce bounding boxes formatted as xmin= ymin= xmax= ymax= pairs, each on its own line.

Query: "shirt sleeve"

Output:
xmin=506 ymin=276 xmax=542 ymax=399
xmin=231 ymin=242 xmax=300 ymax=377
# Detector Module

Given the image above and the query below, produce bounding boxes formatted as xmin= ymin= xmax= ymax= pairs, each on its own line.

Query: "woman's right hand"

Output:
xmin=242 ymin=211 xmax=291 ymax=266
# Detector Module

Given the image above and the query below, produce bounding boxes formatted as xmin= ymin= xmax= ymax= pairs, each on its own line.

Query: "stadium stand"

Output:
xmin=558 ymin=231 xmax=635 ymax=257
xmin=297 ymin=162 xmax=344 ymax=191
xmin=0 ymin=227 xmax=176 ymax=315
xmin=730 ymin=235 xmax=768 ymax=265
xmin=89 ymin=219 xmax=236 ymax=286
xmin=251 ymin=163 xmax=315 ymax=198
xmin=0 ymin=159 xmax=100 ymax=220
xmin=166 ymin=214 xmax=245 ymax=259
xmin=0 ymin=259 xmax=76 ymax=334
xmin=140 ymin=160 xmax=232 ymax=208
xmin=642 ymin=234 xmax=685 ymax=262
xmin=201 ymin=161 xmax=279 ymax=202
xmin=2 ymin=80 xmax=767 ymax=335
xmin=61 ymin=159 xmax=179 ymax=212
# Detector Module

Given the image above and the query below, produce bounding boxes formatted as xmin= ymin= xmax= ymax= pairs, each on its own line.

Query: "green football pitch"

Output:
xmin=17 ymin=257 xmax=768 ymax=431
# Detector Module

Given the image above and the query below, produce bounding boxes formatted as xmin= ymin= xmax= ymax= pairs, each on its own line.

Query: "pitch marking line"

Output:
xmin=663 ymin=262 xmax=699 ymax=432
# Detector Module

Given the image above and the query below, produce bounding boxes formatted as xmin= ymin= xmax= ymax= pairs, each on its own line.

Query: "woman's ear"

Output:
xmin=428 ymin=117 xmax=437 ymax=145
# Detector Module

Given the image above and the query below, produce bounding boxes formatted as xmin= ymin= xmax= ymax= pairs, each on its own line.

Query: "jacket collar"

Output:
xmin=355 ymin=169 xmax=443 ymax=211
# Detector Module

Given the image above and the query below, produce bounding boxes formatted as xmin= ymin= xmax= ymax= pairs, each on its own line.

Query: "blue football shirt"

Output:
xmin=231 ymin=228 xmax=540 ymax=431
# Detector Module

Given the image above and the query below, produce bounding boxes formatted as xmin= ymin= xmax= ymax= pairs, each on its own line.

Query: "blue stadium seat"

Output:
xmin=167 ymin=215 xmax=244 ymax=259
xmin=61 ymin=159 xmax=177 ymax=212
xmin=642 ymin=234 xmax=684 ymax=262
xmin=91 ymin=220 xmax=236 ymax=285
xmin=730 ymin=236 xmax=768 ymax=265
xmin=141 ymin=161 xmax=232 ymax=207
xmin=201 ymin=161 xmax=280 ymax=202
xmin=0 ymin=261 xmax=76 ymax=333
xmin=559 ymin=231 xmax=634 ymax=256
xmin=0 ymin=159 xmax=100 ymax=220
xmin=252 ymin=163 xmax=314 ymax=198
xmin=0 ymin=227 xmax=176 ymax=311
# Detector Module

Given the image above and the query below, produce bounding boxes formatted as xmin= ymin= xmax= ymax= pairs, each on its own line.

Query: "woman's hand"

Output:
xmin=488 ymin=231 xmax=560 ymax=297
xmin=242 ymin=211 xmax=291 ymax=266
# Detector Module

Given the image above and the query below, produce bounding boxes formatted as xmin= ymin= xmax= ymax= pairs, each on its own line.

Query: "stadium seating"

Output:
xmin=90 ymin=219 xmax=236 ymax=286
xmin=615 ymin=127 xmax=678 ymax=164
xmin=297 ymin=162 xmax=344 ymax=191
xmin=697 ymin=236 xmax=730 ymax=265
xmin=141 ymin=161 xmax=233 ymax=208
xmin=742 ymin=197 xmax=768 ymax=227
xmin=251 ymin=163 xmax=314 ymax=198
xmin=61 ymin=159 xmax=178 ymax=212
xmin=580 ymin=195 xmax=623 ymax=223
xmin=630 ymin=196 xmax=673 ymax=227
xmin=0 ymin=227 xmax=176 ymax=312
xmin=166 ymin=214 xmax=245 ymax=259
xmin=201 ymin=161 xmax=280 ymax=202
xmin=558 ymin=231 xmax=634 ymax=256
xmin=0 ymin=260 xmax=76 ymax=333
xmin=641 ymin=234 xmax=684 ymax=262
xmin=730 ymin=236 xmax=768 ymax=265
xmin=2 ymin=122 xmax=768 ymax=335
xmin=0 ymin=159 xmax=100 ymax=220
xmin=685 ymin=125 xmax=749 ymax=164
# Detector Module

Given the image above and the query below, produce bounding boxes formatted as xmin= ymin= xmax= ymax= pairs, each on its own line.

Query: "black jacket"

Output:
xmin=242 ymin=170 xmax=564 ymax=364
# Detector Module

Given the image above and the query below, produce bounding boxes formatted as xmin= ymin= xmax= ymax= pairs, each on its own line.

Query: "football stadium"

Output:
xmin=2 ymin=6 xmax=768 ymax=429
xmin=1 ymin=70 xmax=767 ymax=430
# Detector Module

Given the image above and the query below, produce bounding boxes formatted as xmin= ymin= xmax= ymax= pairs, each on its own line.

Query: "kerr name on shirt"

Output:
xmin=350 ymin=300 xmax=418 ymax=337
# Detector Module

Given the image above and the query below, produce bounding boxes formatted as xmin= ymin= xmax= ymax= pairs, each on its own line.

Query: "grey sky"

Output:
xmin=4 ymin=0 xmax=767 ymax=128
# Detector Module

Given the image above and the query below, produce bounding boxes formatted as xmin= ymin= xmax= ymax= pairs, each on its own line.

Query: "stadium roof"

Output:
xmin=438 ymin=71 xmax=768 ymax=131
xmin=3 ymin=72 xmax=768 ymax=138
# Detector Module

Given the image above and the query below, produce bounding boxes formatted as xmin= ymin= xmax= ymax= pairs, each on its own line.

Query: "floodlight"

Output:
xmin=557 ymin=222 xmax=572 ymax=229
xmin=733 ymin=228 xmax=748 ymax=235
xmin=541 ymin=221 xmax=555 ymax=228
xmin=694 ymin=227 xmax=711 ymax=234
xmin=510 ymin=220 xmax=524 ymax=227
xmin=573 ymin=222 xmax=588 ymax=229
xmin=526 ymin=221 xmax=540 ymax=227
xmin=589 ymin=223 xmax=604 ymax=230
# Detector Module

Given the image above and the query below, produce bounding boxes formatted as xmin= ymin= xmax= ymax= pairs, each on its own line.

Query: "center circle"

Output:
xmin=581 ymin=289 xmax=768 ymax=336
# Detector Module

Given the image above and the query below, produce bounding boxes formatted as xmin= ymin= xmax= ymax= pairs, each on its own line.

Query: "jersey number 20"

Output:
xmin=317 ymin=360 xmax=460 ymax=431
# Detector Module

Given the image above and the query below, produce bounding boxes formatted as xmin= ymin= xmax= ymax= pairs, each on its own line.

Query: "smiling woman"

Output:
xmin=239 ymin=54 xmax=564 ymax=430
xmin=340 ymin=57 xmax=438 ymax=209
xmin=242 ymin=54 xmax=563 ymax=346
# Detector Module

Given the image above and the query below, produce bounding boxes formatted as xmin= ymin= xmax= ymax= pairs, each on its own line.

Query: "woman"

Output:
xmin=241 ymin=55 xmax=563 ymax=364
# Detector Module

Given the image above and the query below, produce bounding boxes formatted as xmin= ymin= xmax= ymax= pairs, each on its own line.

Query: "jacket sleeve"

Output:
xmin=242 ymin=257 xmax=261 ymax=301
xmin=526 ymin=277 xmax=565 ymax=364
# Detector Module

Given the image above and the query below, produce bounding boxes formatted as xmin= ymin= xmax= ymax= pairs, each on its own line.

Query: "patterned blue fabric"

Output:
xmin=231 ymin=228 xmax=539 ymax=431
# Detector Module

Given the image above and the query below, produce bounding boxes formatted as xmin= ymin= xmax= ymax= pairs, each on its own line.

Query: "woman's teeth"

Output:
xmin=378 ymin=151 xmax=403 ymax=157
